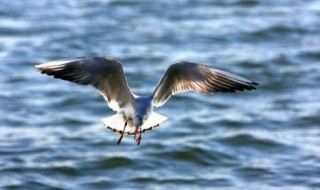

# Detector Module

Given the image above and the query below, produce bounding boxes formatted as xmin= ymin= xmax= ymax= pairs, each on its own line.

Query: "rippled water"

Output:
xmin=1 ymin=0 xmax=320 ymax=189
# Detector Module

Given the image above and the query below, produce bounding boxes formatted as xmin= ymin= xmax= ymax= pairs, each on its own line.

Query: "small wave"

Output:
xmin=217 ymin=133 xmax=285 ymax=150
xmin=79 ymin=156 xmax=133 ymax=170
xmin=129 ymin=176 xmax=157 ymax=183
xmin=0 ymin=146 xmax=48 ymax=156
xmin=148 ymin=146 xmax=237 ymax=167
xmin=50 ymin=166 xmax=80 ymax=176
xmin=234 ymin=166 xmax=275 ymax=180
xmin=295 ymin=50 xmax=320 ymax=62
xmin=80 ymin=181 xmax=117 ymax=190
xmin=4 ymin=181 xmax=67 ymax=190
xmin=240 ymin=25 xmax=309 ymax=42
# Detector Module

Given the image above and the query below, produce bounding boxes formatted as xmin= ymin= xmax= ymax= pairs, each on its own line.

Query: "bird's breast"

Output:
xmin=122 ymin=103 xmax=135 ymax=119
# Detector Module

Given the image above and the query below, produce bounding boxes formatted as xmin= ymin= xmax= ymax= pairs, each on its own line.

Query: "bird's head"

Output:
xmin=133 ymin=114 xmax=146 ymax=128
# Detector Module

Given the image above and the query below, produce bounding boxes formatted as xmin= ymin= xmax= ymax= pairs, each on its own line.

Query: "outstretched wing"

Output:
xmin=152 ymin=62 xmax=258 ymax=107
xmin=35 ymin=56 xmax=133 ymax=111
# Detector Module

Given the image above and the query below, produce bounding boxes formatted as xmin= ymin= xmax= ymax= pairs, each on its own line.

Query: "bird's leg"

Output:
xmin=117 ymin=120 xmax=127 ymax=145
xmin=134 ymin=129 xmax=138 ymax=140
xmin=135 ymin=128 xmax=142 ymax=145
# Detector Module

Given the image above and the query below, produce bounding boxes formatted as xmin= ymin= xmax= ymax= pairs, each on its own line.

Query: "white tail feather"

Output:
xmin=103 ymin=112 xmax=167 ymax=135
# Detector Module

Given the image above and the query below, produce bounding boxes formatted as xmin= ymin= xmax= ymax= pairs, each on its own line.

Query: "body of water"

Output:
xmin=0 ymin=0 xmax=320 ymax=189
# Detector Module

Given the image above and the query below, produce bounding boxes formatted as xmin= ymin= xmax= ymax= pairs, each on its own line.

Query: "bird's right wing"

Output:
xmin=152 ymin=62 xmax=258 ymax=107
xmin=35 ymin=56 xmax=133 ymax=111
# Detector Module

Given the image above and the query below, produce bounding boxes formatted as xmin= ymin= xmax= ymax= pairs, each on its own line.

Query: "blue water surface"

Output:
xmin=0 ymin=0 xmax=320 ymax=189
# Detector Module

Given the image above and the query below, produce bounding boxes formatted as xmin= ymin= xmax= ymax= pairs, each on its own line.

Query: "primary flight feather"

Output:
xmin=35 ymin=56 xmax=258 ymax=145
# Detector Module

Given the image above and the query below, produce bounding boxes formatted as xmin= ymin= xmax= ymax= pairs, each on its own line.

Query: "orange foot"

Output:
xmin=135 ymin=129 xmax=142 ymax=145
xmin=136 ymin=137 xmax=141 ymax=145
xmin=133 ymin=130 xmax=138 ymax=140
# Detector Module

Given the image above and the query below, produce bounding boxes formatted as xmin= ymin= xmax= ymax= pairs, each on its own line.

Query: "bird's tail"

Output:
xmin=102 ymin=112 xmax=167 ymax=136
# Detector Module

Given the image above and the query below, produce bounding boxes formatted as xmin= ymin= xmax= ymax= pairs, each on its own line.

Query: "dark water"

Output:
xmin=1 ymin=0 xmax=320 ymax=189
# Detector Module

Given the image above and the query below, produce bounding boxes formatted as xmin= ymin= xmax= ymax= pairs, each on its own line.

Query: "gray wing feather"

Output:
xmin=35 ymin=56 xmax=133 ymax=111
xmin=152 ymin=62 xmax=258 ymax=107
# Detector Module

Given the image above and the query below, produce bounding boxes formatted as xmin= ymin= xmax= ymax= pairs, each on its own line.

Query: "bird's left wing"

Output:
xmin=35 ymin=56 xmax=133 ymax=111
xmin=152 ymin=62 xmax=258 ymax=107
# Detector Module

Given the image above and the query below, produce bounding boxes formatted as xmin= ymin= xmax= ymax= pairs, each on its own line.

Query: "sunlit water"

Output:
xmin=1 ymin=0 xmax=320 ymax=189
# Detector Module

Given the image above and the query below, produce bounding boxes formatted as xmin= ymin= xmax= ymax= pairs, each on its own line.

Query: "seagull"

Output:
xmin=35 ymin=56 xmax=258 ymax=145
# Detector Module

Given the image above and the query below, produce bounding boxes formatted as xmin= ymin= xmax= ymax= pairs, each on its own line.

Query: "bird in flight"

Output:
xmin=35 ymin=56 xmax=258 ymax=145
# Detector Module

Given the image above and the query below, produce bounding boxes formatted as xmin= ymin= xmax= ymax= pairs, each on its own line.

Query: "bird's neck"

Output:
xmin=133 ymin=95 xmax=153 ymax=118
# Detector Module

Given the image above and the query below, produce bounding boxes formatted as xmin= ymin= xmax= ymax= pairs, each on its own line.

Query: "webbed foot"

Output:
xmin=135 ymin=129 xmax=142 ymax=145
